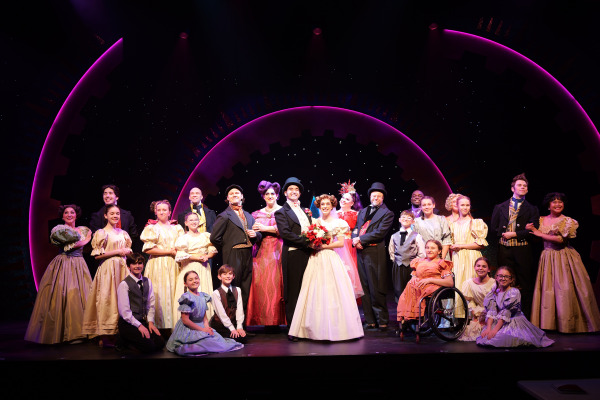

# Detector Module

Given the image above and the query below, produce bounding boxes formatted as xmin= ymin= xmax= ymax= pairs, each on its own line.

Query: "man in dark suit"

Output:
xmin=177 ymin=187 xmax=216 ymax=233
xmin=352 ymin=182 xmax=394 ymax=331
xmin=491 ymin=173 xmax=539 ymax=318
xmin=274 ymin=177 xmax=312 ymax=332
xmin=210 ymin=184 xmax=260 ymax=314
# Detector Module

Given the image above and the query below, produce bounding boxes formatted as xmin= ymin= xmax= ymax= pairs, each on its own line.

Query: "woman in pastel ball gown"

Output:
xmin=449 ymin=195 xmax=488 ymax=298
xmin=397 ymin=240 xmax=454 ymax=323
xmin=458 ymin=257 xmax=496 ymax=341
xmin=82 ymin=204 xmax=132 ymax=346
xmin=527 ymin=192 xmax=600 ymax=333
xmin=444 ymin=193 xmax=461 ymax=224
xmin=172 ymin=212 xmax=218 ymax=323
xmin=477 ymin=266 xmax=554 ymax=348
xmin=336 ymin=181 xmax=364 ymax=298
xmin=25 ymin=204 xmax=92 ymax=344
xmin=167 ymin=271 xmax=244 ymax=356
xmin=141 ymin=199 xmax=184 ymax=330
xmin=247 ymin=180 xmax=286 ymax=327
xmin=288 ymin=194 xmax=364 ymax=341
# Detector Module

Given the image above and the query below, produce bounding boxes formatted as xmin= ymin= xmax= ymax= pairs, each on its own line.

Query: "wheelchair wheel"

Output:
xmin=427 ymin=287 xmax=469 ymax=341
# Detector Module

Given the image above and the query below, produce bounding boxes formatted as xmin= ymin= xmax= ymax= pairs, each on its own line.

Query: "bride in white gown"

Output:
xmin=288 ymin=194 xmax=364 ymax=341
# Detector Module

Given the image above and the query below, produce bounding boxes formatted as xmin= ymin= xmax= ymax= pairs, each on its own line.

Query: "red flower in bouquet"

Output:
xmin=301 ymin=223 xmax=331 ymax=248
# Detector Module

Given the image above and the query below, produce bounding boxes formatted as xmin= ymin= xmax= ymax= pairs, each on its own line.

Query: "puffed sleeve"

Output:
xmin=560 ymin=217 xmax=578 ymax=239
xmin=140 ymin=224 xmax=159 ymax=252
xmin=177 ymin=292 xmax=196 ymax=313
xmin=123 ymin=231 xmax=132 ymax=249
xmin=174 ymin=223 xmax=185 ymax=239
xmin=200 ymin=232 xmax=217 ymax=254
xmin=90 ymin=229 xmax=108 ymax=256
xmin=496 ymin=288 xmax=521 ymax=322
xmin=483 ymin=291 xmax=499 ymax=321
xmin=50 ymin=224 xmax=81 ymax=249
xmin=439 ymin=259 xmax=454 ymax=279
xmin=333 ymin=219 xmax=350 ymax=239
xmin=174 ymin=235 xmax=190 ymax=262
xmin=439 ymin=216 xmax=452 ymax=246
xmin=471 ymin=219 xmax=489 ymax=247
xmin=202 ymin=292 xmax=212 ymax=304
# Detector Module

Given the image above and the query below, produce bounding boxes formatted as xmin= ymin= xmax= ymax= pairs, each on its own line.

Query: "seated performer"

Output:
xmin=116 ymin=253 xmax=164 ymax=353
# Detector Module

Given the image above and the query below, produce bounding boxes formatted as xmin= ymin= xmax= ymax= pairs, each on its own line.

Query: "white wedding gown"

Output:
xmin=288 ymin=218 xmax=364 ymax=341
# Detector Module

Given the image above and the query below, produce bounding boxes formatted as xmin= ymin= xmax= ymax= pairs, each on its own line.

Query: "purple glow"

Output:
xmin=29 ymin=38 xmax=124 ymax=290
xmin=174 ymin=106 xmax=452 ymax=216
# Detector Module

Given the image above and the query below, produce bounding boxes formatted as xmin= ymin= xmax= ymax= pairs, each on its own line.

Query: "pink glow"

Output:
xmin=29 ymin=38 xmax=124 ymax=290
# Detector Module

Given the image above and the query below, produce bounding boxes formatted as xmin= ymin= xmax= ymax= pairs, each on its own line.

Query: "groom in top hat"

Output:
xmin=210 ymin=184 xmax=260 ymax=314
xmin=352 ymin=182 xmax=394 ymax=330
xmin=274 ymin=177 xmax=313 ymax=329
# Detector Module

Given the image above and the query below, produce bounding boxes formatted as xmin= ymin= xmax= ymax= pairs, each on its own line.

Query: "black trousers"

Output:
xmin=117 ymin=318 xmax=165 ymax=353
xmin=392 ymin=263 xmax=412 ymax=304
xmin=497 ymin=244 xmax=537 ymax=318
xmin=357 ymin=247 xmax=389 ymax=326
xmin=283 ymin=248 xmax=311 ymax=326
xmin=228 ymin=247 xmax=253 ymax=315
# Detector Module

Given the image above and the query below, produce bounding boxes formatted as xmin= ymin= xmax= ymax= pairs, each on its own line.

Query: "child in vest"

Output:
xmin=116 ymin=253 xmax=164 ymax=353
xmin=388 ymin=211 xmax=425 ymax=303
xmin=210 ymin=265 xmax=247 ymax=343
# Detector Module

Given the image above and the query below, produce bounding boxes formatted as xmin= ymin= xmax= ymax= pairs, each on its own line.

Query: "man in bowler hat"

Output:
xmin=352 ymin=182 xmax=394 ymax=330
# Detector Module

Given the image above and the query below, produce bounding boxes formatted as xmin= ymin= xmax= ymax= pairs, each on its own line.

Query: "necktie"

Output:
xmin=226 ymin=288 xmax=236 ymax=309
xmin=400 ymin=231 xmax=408 ymax=245
xmin=137 ymin=279 xmax=144 ymax=292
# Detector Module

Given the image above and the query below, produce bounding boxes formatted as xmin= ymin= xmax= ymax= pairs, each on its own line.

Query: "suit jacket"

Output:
xmin=210 ymin=207 xmax=260 ymax=264
xmin=177 ymin=203 xmax=217 ymax=232
xmin=490 ymin=199 xmax=539 ymax=242
xmin=90 ymin=206 xmax=139 ymax=239
xmin=352 ymin=204 xmax=395 ymax=247
xmin=274 ymin=202 xmax=313 ymax=250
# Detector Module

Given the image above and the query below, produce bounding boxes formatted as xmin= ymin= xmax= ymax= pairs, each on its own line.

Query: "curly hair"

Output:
xmin=314 ymin=194 xmax=338 ymax=209
xmin=150 ymin=199 xmax=171 ymax=214
xmin=59 ymin=204 xmax=82 ymax=219
xmin=444 ymin=193 xmax=461 ymax=212
xmin=257 ymin=180 xmax=281 ymax=198
xmin=542 ymin=192 xmax=567 ymax=209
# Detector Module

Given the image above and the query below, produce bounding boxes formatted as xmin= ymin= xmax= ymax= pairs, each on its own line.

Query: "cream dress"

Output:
xmin=288 ymin=218 xmax=364 ymax=341
xmin=172 ymin=231 xmax=217 ymax=322
xmin=82 ymin=228 xmax=131 ymax=337
xmin=449 ymin=218 xmax=488 ymax=294
xmin=141 ymin=223 xmax=184 ymax=329
xmin=458 ymin=278 xmax=496 ymax=341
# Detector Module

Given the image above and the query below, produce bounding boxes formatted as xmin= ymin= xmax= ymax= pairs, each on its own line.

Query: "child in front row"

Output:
xmin=388 ymin=210 xmax=425 ymax=303
xmin=209 ymin=265 xmax=248 ymax=344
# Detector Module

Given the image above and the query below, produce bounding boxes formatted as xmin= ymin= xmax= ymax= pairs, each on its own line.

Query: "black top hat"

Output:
xmin=225 ymin=184 xmax=244 ymax=195
xmin=282 ymin=177 xmax=304 ymax=193
xmin=367 ymin=182 xmax=387 ymax=197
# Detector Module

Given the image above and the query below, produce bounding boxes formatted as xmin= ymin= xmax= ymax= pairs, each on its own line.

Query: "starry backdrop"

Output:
xmin=2 ymin=0 xmax=600 ymax=319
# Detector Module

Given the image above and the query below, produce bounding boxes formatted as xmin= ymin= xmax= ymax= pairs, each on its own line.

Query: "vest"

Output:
xmin=210 ymin=286 xmax=238 ymax=326
xmin=392 ymin=230 xmax=419 ymax=267
xmin=124 ymin=275 xmax=149 ymax=323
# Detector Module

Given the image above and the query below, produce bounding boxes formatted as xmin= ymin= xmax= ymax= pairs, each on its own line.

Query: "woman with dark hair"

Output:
xmin=337 ymin=181 xmax=364 ymax=298
xmin=25 ymin=204 xmax=92 ymax=344
xmin=82 ymin=204 xmax=132 ymax=346
xmin=527 ymin=192 xmax=600 ymax=333
xmin=288 ymin=194 xmax=363 ymax=341
xmin=247 ymin=180 xmax=286 ymax=327
xmin=141 ymin=199 xmax=184 ymax=330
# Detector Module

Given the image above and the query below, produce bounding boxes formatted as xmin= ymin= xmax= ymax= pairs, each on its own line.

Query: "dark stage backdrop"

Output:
xmin=2 ymin=1 xmax=599 ymax=320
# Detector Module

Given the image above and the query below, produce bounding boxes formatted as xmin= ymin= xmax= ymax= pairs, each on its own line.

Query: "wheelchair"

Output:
xmin=398 ymin=286 xmax=469 ymax=343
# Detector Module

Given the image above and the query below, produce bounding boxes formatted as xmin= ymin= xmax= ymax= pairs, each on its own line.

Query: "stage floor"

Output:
xmin=1 ymin=318 xmax=599 ymax=399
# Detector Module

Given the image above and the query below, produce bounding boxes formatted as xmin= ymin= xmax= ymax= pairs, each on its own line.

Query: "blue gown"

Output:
xmin=166 ymin=292 xmax=244 ymax=356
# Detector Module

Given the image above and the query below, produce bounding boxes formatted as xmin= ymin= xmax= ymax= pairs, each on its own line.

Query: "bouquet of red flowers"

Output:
xmin=301 ymin=223 xmax=332 ymax=248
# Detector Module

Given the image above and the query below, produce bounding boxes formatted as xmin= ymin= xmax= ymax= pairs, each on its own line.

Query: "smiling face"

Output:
xmin=411 ymin=190 xmax=424 ymax=207
xmin=474 ymin=259 xmax=490 ymax=279
xmin=227 ymin=188 xmax=243 ymax=205
xmin=263 ymin=188 xmax=278 ymax=207
xmin=184 ymin=272 xmax=200 ymax=292
xmin=189 ymin=188 xmax=203 ymax=205
xmin=399 ymin=213 xmax=414 ymax=229
xmin=420 ymin=198 xmax=434 ymax=216
xmin=511 ymin=179 xmax=528 ymax=199
xmin=218 ymin=270 xmax=235 ymax=286
xmin=103 ymin=188 xmax=118 ymax=206
xmin=284 ymin=185 xmax=300 ymax=202
xmin=370 ymin=191 xmax=384 ymax=207
xmin=549 ymin=199 xmax=564 ymax=215
xmin=128 ymin=261 xmax=144 ymax=278
xmin=185 ymin=213 xmax=200 ymax=231
xmin=104 ymin=206 xmax=121 ymax=227
xmin=155 ymin=202 xmax=171 ymax=223
xmin=319 ymin=198 xmax=333 ymax=217
xmin=458 ymin=198 xmax=471 ymax=218
xmin=62 ymin=207 xmax=77 ymax=226
xmin=495 ymin=268 xmax=514 ymax=290
xmin=425 ymin=241 xmax=441 ymax=260
xmin=339 ymin=193 xmax=354 ymax=210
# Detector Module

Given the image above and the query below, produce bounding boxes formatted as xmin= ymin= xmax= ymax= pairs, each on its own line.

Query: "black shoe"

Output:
xmin=288 ymin=335 xmax=299 ymax=342
xmin=363 ymin=323 xmax=378 ymax=331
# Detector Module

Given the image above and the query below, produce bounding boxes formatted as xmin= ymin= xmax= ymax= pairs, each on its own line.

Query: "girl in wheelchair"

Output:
xmin=476 ymin=266 xmax=554 ymax=348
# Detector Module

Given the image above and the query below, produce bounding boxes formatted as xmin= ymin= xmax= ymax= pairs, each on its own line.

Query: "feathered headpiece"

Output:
xmin=339 ymin=180 xmax=357 ymax=195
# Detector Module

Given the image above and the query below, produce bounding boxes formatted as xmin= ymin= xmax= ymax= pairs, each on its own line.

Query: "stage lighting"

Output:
xmin=313 ymin=27 xmax=322 ymax=36
xmin=179 ymin=32 xmax=189 ymax=39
